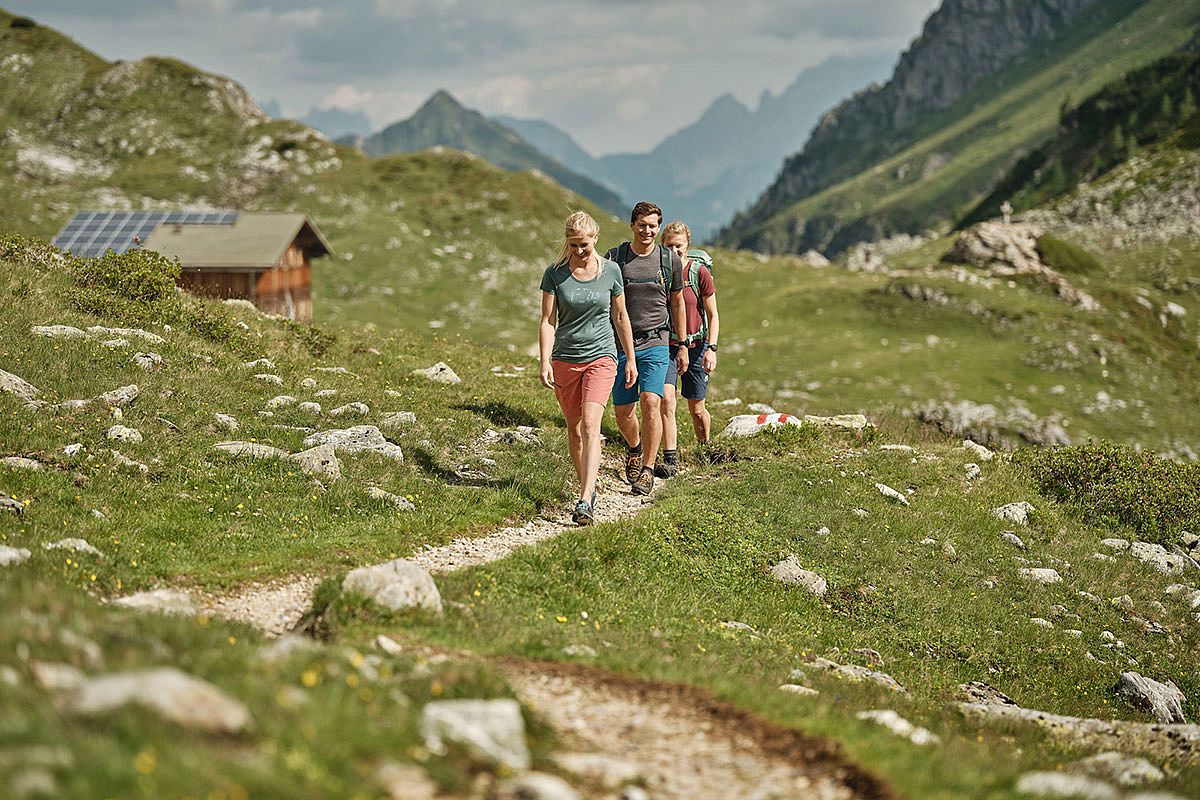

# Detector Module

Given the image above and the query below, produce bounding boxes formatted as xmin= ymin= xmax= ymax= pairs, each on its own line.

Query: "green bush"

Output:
xmin=1037 ymin=234 xmax=1105 ymax=275
xmin=1017 ymin=441 xmax=1200 ymax=546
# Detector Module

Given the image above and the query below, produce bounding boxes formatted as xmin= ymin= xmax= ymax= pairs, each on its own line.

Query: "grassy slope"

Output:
xmin=732 ymin=0 xmax=1200 ymax=255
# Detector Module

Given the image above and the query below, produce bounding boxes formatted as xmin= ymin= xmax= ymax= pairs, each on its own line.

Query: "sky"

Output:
xmin=9 ymin=0 xmax=941 ymax=155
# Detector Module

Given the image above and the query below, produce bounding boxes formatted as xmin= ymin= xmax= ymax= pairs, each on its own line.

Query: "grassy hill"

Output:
xmin=721 ymin=0 xmax=1200 ymax=257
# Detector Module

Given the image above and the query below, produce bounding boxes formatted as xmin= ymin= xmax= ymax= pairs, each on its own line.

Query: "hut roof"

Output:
xmin=144 ymin=212 xmax=332 ymax=269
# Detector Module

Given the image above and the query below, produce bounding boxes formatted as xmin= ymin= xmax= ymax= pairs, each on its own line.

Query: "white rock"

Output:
xmin=213 ymin=441 xmax=289 ymax=460
xmin=252 ymin=373 xmax=284 ymax=387
xmin=303 ymin=426 xmax=403 ymax=463
xmin=965 ymin=463 xmax=982 ymax=480
xmin=806 ymin=656 xmax=906 ymax=692
xmin=111 ymin=588 xmax=196 ymax=615
xmin=214 ymin=413 xmax=239 ymax=431
xmin=1030 ymin=617 xmax=1054 ymax=628
xmin=380 ymin=411 xmax=417 ymax=429
xmin=374 ymin=634 xmax=405 ymax=656
xmin=1069 ymin=752 xmax=1165 ymax=787
xmin=300 ymin=377 xmax=318 ymax=389
xmin=97 ymin=385 xmax=139 ymax=407
xmin=1002 ymin=531 xmax=1027 ymax=549
xmin=105 ymin=425 xmax=142 ymax=444
xmin=1 ymin=456 xmax=42 ymax=470
xmin=86 ymin=326 xmax=165 ymax=345
xmin=342 ymin=558 xmax=442 ymax=613
xmin=411 ymin=362 xmax=461 ymax=384
xmin=779 ymin=684 xmax=820 ymax=697
xmin=368 ymin=487 xmax=415 ymax=511
xmin=30 ymin=660 xmax=85 ymax=692
xmin=804 ymin=413 xmax=871 ymax=430
xmin=1114 ymin=672 xmax=1188 ymax=724
xmin=314 ymin=366 xmax=355 ymax=375
xmin=0 ymin=546 xmax=32 ymax=566
xmin=44 ymin=539 xmax=103 ymax=557
xmin=1101 ymin=538 xmax=1131 ymax=551
xmin=1164 ymin=302 xmax=1186 ymax=318
xmin=267 ymin=395 xmax=298 ymax=409
xmin=769 ymin=555 xmax=827 ymax=596
xmin=420 ymin=698 xmax=529 ymax=769
xmin=1129 ymin=542 xmax=1190 ymax=575
xmin=501 ymin=773 xmax=580 ymax=800
xmin=65 ymin=667 xmax=252 ymax=733
xmin=110 ymin=450 xmax=148 ymax=474
xmin=314 ymin=388 xmax=339 ymax=399
xmin=856 ymin=709 xmax=940 ymax=745
xmin=63 ymin=443 xmax=85 ymax=457
xmin=0 ymin=368 xmax=41 ymax=402
xmin=375 ymin=762 xmax=439 ymax=800
xmin=880 ymin=444 xmax=914 ymax=452
xmin=875 ymin=483 xmax=910 ymax=506
xmin=101 ymin=338 xmax=129 ymax=348
xmin=992 ymin=502 xmax=1035 ymax=525
xmin=746 ymin=402 xmax=776 ymax=414
xmin=562 ymin=644 xmax=597 ymax=658
xmin=289 ymin=444 xmax=341 ymax=482
xmin=31 ymin=325 xmax=86 ymax=339
xmin=1 ymin=494 xmax=25 ymax=515
xmin=1019 ymin=568 xmax=1062 ymax=585
xmin=1015 ymin=771 xmax=1120 ymax=800
xmin=243 ymin=358 xmax=275 ymax=369
xmin=297 ymin=402 xmax=322 ymax=415
xmin=853 ymin=508 xmax=870 ymax=518
xmin=719 ymin=412 xmax=803 ymax=438
xmin=329 ymin=402 xmax=370 ymax=417
xmin=133 ymin=352 xmax=161 ymax=371
xmin=963 ymin=440 xmax=994 ymax=461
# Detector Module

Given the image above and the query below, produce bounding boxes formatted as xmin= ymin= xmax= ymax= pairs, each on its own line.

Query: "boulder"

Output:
xmin=44 ymin=539 xmax=103 ymax=557
xmin=111 ymin=588 xmax=196 ymax=615
xmin=875 ymin=482 xmax=910 ymax=506
xmin=719 ymin=412 xmax=803 ymax=438
xmin=289 ymin=444 xmax=341 ymax=482
xmin=0 ymin=546 xmax=32 ymax=566
xmin=367 ymin=487 xmax=415 ymax=511
xmin=63 ymin=443 xmax=85 ymax=457
xmin=329 ymin=402 xmax=370 ymax=417
xmin=963 ymin=439 xmax=994 ymax=461
xmin=297 ymin=402 xmax=322 ymax=415
xmin=214 ymin=413 xmax=239 ymax=431
xmin=213 ymin=441 xmax=289 ymax=460
xmin=992 ymin=501 xmax=1035 ymax=525
xmin=314 ymin=388 xmax=339 ymax=399
xmin=1 ymin=456 xmax=42 ymax=471
xmin=1001 ymin=531 xmax=1027 ymax=550
xmin=804 ymin=655 xmax=906 ymax=693
xmin=97 ymin=385 xmax=139 ymax=407
xmin=769 ymin=555 xmax=828 ymax=596
xmin=243 ymin=358 xmax=276 ymax=370
xmin=965 ymin=462 xmax=982 ymax=480
xmin=253 ymin=373 xmax=284 ymax=385
xmin=856 ymin=709 xmax=940 ymax=745
xmin=1014 ymin=772 xmax=1119 ymax=800
xmin=65 ymin=667 xmax=252 ymax=733
xmin=804 ymin=413 xmax=871 ymax=431
xmin=105 ymin=425 xmax=142 ymax=444
xmin=1100 ymin=538 xmax=1130 ymax=551
xmin=133 ymin=352 xmax=162 ymax=371
xmin=86 ymin=326 xmax=165 ymax=345
xmin=303 ymin=426 xmax=404 ymax=463
xmin=342 ymin=558 xmax=442 ymax=613
xmin=1113 ymin=672 xmax=1187 ymax=724
xmin=420 ymin=698 xmax=529 ymax=770
xmin=267 ymin=395 xmax=298 ymax=409
xmin=0 ymin=368 xmax=41 ymax=402
xmin=1068 ymin=752 xmax=1164 ymax=787
xmin=1018 ymin=568 xmax=1062 ymax=585
xmin=411 ymin=362 xmax=461 ymax=384
xmin=779 ymin=683 xmax=820 ymax=697
xmin=380 ymin=411 xmax=417 ymax=429
xmin=110 ymin=450 xmax=148 ymax=474
xmin=1129 ymin=541 xmax=1190 ymax=575
xmin=31 ymin=325 xmax=86 ymax=339
xmin=1 ymin=493 xmax=26 ymax=515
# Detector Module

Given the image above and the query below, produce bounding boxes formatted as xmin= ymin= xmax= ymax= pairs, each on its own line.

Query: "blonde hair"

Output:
xmin=553 ymin=211 xmax=601 ymax=267
xmin=661 ymin=220 xmax=691 ymax=246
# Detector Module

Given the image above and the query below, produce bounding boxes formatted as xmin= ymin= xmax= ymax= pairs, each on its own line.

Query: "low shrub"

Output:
xmin=1017 ymin=441 xmax=1200 ymax=546
xmin=1037 ymin=234 xmax=1105 ymax=275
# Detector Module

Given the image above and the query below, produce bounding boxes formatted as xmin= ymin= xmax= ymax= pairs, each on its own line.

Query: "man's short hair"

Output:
xmin=630 ymin=201 xmax=663 ymax=225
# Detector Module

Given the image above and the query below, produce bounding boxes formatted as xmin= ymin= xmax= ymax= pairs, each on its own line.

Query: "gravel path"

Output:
xmin=197 ymin=462 xmax=653 ymax=636
xmin=504 ymin=663 xmax=880 ymax=800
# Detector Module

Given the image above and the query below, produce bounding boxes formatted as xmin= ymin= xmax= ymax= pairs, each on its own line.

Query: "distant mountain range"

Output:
xmin=498 ymin=55 xmax=894 ymax=239
xmin=344 ymin=91 xmax=624 ymax=216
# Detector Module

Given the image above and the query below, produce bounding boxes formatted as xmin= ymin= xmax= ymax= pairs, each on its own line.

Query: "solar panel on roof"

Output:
xmin=51 ymin=210 xmax=239 ymax=257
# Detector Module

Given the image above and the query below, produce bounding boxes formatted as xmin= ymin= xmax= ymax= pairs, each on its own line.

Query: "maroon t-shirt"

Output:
xmin=674 ymin=260 xmax=714 ymax=343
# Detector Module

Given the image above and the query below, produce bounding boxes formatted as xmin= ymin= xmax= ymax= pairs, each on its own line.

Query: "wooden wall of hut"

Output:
xmin=179 ymin=270 xmax=254 ymax=300
xmin=254 ymin=244 xmax=312 ymax=322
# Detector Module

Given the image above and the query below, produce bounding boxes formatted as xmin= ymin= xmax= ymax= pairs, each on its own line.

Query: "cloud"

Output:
xmin=321 ymin=83 xmax=374 ymax=110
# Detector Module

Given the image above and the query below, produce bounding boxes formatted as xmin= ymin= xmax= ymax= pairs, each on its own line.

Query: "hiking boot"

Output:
xmin=631 ymin=468 xmax=655 ymax=496
xmin=653 ymin=461 xmax=678 ymax=479
xmin=624 ymin=449 xmax=643 ymax=484
xmin=571 ymin=499 xmax=594 ymax=526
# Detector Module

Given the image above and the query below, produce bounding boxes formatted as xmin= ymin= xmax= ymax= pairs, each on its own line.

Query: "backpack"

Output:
xmin=607 ymin=242 xmax=675 ymax=341
xmin=682 ymin=248 xmax=714 ymax=346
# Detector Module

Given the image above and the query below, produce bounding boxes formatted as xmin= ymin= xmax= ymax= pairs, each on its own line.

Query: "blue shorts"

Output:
xmin=613 ymin=345 xmax=670 ymax=406
xmin=666 ymin=342 xmax=710 ymax=401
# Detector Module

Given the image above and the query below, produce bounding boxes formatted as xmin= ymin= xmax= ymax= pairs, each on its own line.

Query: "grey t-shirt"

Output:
xmin=540 ymin=259 xmax=624 ymax=363
xmin=606 ymin=244 xmax=684 ymax=352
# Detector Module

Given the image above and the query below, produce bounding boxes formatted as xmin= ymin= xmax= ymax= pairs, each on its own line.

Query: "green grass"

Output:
xmin=320 ymin=426 xmax=1200 ymax=798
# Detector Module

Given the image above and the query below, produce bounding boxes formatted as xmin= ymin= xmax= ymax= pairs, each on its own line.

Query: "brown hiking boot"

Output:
xmin=624 ymin=449 xmax=643 ymax=484
xmin=631 ymin=467 xmax=655 ymax=496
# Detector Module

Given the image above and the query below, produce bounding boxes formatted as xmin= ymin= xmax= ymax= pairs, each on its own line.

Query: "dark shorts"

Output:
xmin=666 ymin=341 xmax=710 ymax=401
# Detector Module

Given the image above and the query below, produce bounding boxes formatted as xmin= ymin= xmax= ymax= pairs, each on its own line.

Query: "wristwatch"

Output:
xmin=708 ymin=344 xmax=718 ymax=352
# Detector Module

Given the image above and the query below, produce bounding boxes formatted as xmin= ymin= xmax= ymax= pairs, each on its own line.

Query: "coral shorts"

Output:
xmin=552 ymin=357 xmax=617 ymax=419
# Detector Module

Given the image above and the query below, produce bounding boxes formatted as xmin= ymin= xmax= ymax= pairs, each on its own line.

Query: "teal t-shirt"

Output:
xmin=540 ymin=259 xmax=624 ymax=363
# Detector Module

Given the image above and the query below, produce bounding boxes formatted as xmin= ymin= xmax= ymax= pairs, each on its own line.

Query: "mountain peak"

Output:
xmin=423 ymin=90 xmax=464 ymax=112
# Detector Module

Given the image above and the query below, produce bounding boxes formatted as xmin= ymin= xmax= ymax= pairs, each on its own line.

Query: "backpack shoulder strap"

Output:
xmin=660 ymin=246 xmax=674 ymax=290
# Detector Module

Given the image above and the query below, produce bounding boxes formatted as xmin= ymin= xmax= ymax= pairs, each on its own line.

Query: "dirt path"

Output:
xmin=501 ymin=660 xmax=894 ymax=800
xmin=195 ymin=461 xmax=650 ymax=636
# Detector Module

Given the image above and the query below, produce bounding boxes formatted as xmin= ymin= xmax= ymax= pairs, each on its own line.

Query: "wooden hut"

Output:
xmin=145 ymin=213 xmax=331 ymax=322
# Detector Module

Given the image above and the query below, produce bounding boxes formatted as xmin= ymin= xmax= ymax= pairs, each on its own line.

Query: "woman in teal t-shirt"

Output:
xmin=539 ymin=211 xmax=637 ymax=525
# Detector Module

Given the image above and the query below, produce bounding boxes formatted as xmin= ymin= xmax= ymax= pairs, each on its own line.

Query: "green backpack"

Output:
xmin=682 ymin=248 xmax=714 ymax=346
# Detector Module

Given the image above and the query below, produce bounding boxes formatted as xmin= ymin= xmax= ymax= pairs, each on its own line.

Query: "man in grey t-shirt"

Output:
xmin=604 ymin=201 xmax=688 ymax=495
